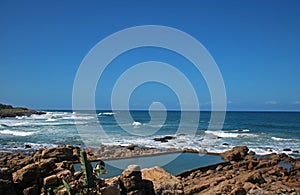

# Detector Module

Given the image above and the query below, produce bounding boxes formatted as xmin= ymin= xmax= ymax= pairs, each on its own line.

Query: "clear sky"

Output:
xmin=0 ymin=0 xmax=300 ymax=111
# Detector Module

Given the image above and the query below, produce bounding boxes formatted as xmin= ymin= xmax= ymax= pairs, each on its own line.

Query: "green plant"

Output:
xmin=93 ymin=161 xmax=107 ymax=177
xmin=80 ymin=151 xmax=95 ymax=188
xmin=62 ymin=179 xmax=71 ymax=195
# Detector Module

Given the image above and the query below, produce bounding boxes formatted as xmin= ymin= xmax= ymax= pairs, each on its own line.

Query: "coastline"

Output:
xmin=0 ymin=144 xmax=299 ymax=194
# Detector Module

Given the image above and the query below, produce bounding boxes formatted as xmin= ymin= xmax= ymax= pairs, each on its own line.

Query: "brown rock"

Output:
xmin=230 ymin=186 xmax=246 ymax=195
xmin=101 ymin=182 xmax=121 ymax=195
xmin=246 ymin=172 xmax=266 ymax=184
xmin=142 ymin=166 xmax=184 ymax=195
xmin=221 ymin=146 xmax=249 ymax=161
xmin=13 ymin=163 xmax=39 ymax=184
xmin=43 ymin=175 xmax=58 ymax=187
xmin=23 ymin=185 xmax=38 ymax=195
xmin=119 ymin=165 xmax=154 ymax=194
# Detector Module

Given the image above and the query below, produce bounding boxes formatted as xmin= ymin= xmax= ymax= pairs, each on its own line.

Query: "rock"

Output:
xmin=0 ymin=103 xmax=46 ymax=118
xmin=230 ymin=186 xmax=246 ymax=195
xmin=40 ymin=146 xmax=75 ymax=162
xmin=221 ymin=146 xmax=249 ymax=161
xmin=119 ymin=165 xmax=154 ymax=194
xmin=125 ymin=144 xmax=137 ymax=150
xmin=56 ymin=169 xmax=72 ymax=180
xmin=184 ymin=148 xmax=199 ymax=153
xmin=246 ymin=172 xmax=266 ymax=184
xmin=38 ymin=158 xmax=56 ymax=177
xmin=101 ymin=182 xmax=121 ymax=195
xmin=283 ymin=148 xmax=292 ymax=152
xmin=243 ymin=182 xmax=256 ymax=191
xmin=23 ymin=185 xmax=38 ymax=195
xmin=223 ymin=143 xmax=229 ymax=146
xmin=43 ymin=175 xmax=58 ymax=187
xmin=13 ymin=163 xmax=39 ymax=184
xmin=142 ymin=166 xmax=184 ymax=195
xmin=0 ymin=178 xmax=15 ymax=195
xmin=153 ymin=136 xmax=175 ymax=142
xmin=292 ymin=150 xmax=299 ymax=153
xmin=24 ymin=144 xmax=31 ymax=149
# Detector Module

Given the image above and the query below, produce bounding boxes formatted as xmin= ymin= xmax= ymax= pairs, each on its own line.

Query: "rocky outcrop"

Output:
xmin=180 ymin=146 xmax=300 ymax=194
xmin=0 ymin=145 xmax=299 ymax=194
xmin=0 ymin=103 xmax=45 ymax=118
xmin=221 ymin=146 xmax=249 ymax=161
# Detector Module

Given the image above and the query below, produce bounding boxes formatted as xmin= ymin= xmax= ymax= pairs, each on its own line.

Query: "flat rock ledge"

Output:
xmin=0 ymin=145 xmax=299 ymax=194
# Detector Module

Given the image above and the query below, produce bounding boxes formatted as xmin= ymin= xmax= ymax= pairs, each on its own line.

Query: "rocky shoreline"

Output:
xmin=0 ymin=145 xmax=299 ymax=194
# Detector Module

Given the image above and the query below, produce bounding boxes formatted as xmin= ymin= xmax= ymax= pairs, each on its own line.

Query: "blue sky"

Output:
xmin=0 ymin=0 xmax=300 ymax=111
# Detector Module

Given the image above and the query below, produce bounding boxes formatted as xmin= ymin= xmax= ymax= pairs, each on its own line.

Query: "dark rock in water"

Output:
xmin=184 ymin=148 xmax=199 ymax=153
xmin=24 ymin=144 xmax=31 ymax=149
xmin=283 ymin=148 xmax=292 ymax=152
xmin=237 ymin=129 xmax=244 ymax=132
xmin=153 ymin=136 xmax=175 ymax=142
xmin=222 ymin=143 xmax=229 ymax=146
xmin=292 ymin=150 xmax=299 ymax=153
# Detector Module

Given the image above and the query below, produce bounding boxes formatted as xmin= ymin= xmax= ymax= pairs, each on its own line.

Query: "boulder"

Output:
xmin=142 ymin=166 xmax=184 ymax=195
xmin=13 ymin=163 xmax=39 ymax=184
xmin=43 ymin=175 xmax=58 ymax=187
xmin=119 ymin=165 xmax=155 ymax=195
xmin=221 ymin=146 xmax=249 ymax=161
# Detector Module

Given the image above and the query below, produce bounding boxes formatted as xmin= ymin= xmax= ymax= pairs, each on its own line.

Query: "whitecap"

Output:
xmin=205 ymin=130 xmax=240 ymax=138
xmin=98 ymin=112 xmax=115 ymax=116
xmin=132 ymin=121 xmax=141 ymax=127
xmin=271 ymin=137 xmax=293 ymax=141
xmin=0 ymin=130 xmax=34 ymax=136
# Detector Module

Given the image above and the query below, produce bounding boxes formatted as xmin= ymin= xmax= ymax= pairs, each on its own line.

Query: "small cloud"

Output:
xmin=265 ymin=101 xmax=279 ymax=105
xmin=292 ymin=101 xmax=300 ymax=105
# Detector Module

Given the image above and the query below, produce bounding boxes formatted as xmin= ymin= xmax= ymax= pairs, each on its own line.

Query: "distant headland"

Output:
xmin=0 ymin=103 xmax=45 ymax=118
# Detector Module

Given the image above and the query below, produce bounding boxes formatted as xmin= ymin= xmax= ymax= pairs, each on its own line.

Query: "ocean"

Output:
xmin=0 ymin=111 xmax=299 ymax=157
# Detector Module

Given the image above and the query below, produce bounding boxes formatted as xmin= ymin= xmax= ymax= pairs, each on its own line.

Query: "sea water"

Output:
xmin=0 ymin=111 xmax=299 ymax=157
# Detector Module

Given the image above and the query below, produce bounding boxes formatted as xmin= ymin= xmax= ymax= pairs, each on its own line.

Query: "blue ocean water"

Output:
xmin=0 ymin=111 xmax=299 ymax=157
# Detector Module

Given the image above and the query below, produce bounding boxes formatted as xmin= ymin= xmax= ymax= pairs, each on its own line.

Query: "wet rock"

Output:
xmin=283 ymin=148 xmax=292 ymax=152
xmin=153 ymin=136 xmax=175 ymax=142
xmin=183 ymin=148 xmax=199 ymax=153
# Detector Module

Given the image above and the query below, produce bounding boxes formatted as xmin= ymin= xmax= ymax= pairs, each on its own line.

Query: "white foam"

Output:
xmin=232 ymin=129 xmax=250 ymax=132
xmin=46 ymin=118 xmax=57 ymax=122
xmin=205 ymin=130 xmax=240 ymax=138
xmin=0 ymin=130 xmax=34 ymax=136
xmin=132 ymin=121 xmax=142 ymax=127
xmin=98 ymin=112 xmax=115 ymax=116
xmin=271 ymin=137 xmax=293 ymax=141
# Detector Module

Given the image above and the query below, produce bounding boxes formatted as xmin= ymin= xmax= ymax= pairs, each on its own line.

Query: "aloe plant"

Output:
xmin=62 ymin=179 xmax=71 ymax=195
xmin=80 ymin=151 xmax=95 ymax=188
